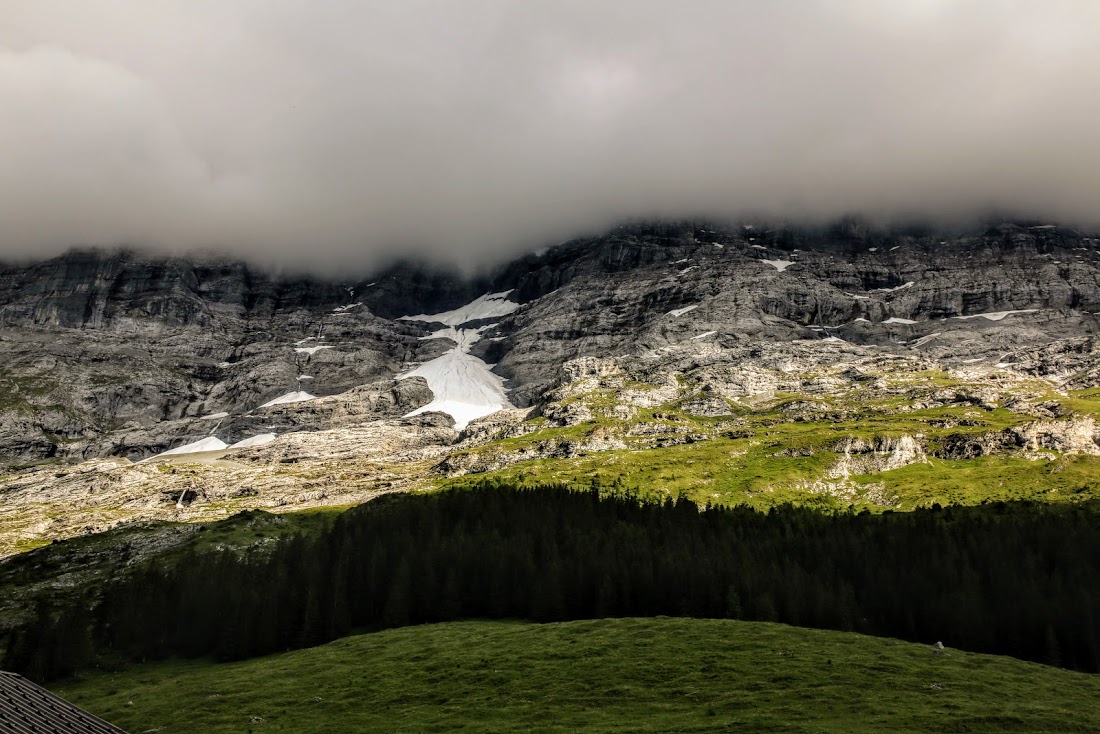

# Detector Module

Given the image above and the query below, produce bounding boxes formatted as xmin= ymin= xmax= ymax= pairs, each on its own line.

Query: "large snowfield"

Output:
xmin=399 ymin=292 xmax=520 ymax=429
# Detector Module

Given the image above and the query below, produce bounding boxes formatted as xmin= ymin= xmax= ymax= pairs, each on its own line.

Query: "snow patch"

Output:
xmin=420 ymin=326 xmax=469 ymax=342
xmin=953 ymin=309 xmax=1038 ymax=322
xmin=228 ymin=433 xmax=277 ymax=449
xmin=667 ymin=305 xmax=699 ymax=317
xmin=200 ymin=412 xmax=229 ymax=420
xmin=295 ymin=345 xmax=335 ymax=355
xmin=400 ymin=290 xmax=520 ymax=327
xmin=910 ymin=332 xmax=941 ymax=347
xmin=883 ymin=317 xmax=917 ymax=324
xmin=691 ymin=331 xmax=718 ymax=340
xmin=400 ymin=326 xmax=510 ymax=430
xmin=150 ymin=437 xmax=228 ymax=459
xmin=870 ymin=281 xmax=914 ymax=294
xmin=259 ymin=391 xmax=316 ymax=408
xmin=762 ymin=260 xmax=795 ymax=272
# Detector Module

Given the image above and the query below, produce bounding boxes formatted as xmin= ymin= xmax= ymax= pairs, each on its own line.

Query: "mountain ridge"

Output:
xmin=3 ymin=219 xmax=1100 ymax=554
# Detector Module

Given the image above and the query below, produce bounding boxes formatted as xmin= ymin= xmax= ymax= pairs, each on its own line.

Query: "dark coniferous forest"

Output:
xmin=6 ymin=484 xmax=1100 ymax=682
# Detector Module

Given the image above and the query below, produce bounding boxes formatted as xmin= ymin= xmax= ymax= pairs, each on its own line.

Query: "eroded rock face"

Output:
xmin=79 ymin=378 xmax=436 ymax=461
xmin=4 ymin=220 xmax=1100 ymax=552
xmin=487 ymin=221 xmax=1100 ymax=406
xmin=0 ymin=251 xmax=445 ymax=462
xmin=4 ymin=221 xmax=1100 ymax=463
xmin=830 ymin=436 xmax=929 ymax=477
xmin=1011 ymin=418 xmax=1100 ymax=456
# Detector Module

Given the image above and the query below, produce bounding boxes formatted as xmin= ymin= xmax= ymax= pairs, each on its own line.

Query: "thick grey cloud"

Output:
xmin=1 ymin=1 xmax=1098 ymax=272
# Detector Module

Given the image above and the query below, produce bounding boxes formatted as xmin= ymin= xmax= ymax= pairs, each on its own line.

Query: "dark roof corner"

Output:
xmin=0 ymin=671 xmax=126 ymax=733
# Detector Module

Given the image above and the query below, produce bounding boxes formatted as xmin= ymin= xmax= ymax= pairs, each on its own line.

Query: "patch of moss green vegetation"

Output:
xmin=0 ymin=369 xmax=55 ymax=412
xmin=908 ymin=369 xmax=958 ymax=387
xmin=10 ymin=538 xmax=51 ymax=555
xmin=54 ymin=618 xmax=1100 ymax=734
xmin=852 ymin=455 xmax=1100 ymax=509
xmin=0 ymin=369 xmax=59 ymax=398
xmin=40 ymin=430 xmax=79 ymax=445
xmin=443 ymin=434 xmax=1100 ymax=511
xmin=1058 ymin=389 xmax=1100 ymax=417
xmin=0 ymin=456 xmax=74 ymax=475
xmin=438 ymin=373 xmax=1100 ymax=511
xmin=442 ymin=437 xmax=845 ymax=510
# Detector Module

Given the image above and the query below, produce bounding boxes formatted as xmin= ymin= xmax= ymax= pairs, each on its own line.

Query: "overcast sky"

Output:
xmin=2 ymin=1 xmax=1098 ymax=272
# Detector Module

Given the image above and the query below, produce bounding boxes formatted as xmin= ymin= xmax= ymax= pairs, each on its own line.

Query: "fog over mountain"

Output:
xmin=2 ymin=1 xmax=1098 ymax=272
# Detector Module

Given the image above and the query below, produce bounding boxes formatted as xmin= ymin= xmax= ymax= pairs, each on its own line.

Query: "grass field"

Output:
xmin=435 ymin=380 xmax=1100 ymax=511
xmin=439 ymin=433 xmax=1100 ymax=512
xmin=54 ymin=618 xmax=1100 ymax=733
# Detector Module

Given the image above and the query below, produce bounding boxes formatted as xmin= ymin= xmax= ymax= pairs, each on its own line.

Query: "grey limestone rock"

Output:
xmin=3 ymin=219 xmax=1100 ymax=466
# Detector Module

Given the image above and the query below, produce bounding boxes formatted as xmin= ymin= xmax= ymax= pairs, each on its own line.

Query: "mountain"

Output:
xmin=3 ymin=219 xmax=1100 ymax=554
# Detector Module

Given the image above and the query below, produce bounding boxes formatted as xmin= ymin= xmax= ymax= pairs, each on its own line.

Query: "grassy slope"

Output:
xmin=437 ymin=382 xmax=1100 ymax=511
xmin=440 ymin=440 xmax=1100 ymax=511
xmin=55 ymin=618 xmax=1100 ymax=734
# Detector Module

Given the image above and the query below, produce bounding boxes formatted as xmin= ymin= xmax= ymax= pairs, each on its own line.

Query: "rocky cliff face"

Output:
xmin=4 ymin=220 xmax=1100 ymax=462
xmin=3 ymin=219 xmax=1100 ymax=554
xmin=0 ymin=249 xmax=460 ymax=461
xmin=482 ymin=220 xmax=1100 ymax=405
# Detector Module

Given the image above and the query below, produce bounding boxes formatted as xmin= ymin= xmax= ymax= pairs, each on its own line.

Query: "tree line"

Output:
xmin=6 ymin=483 xmax=1100 ymax=681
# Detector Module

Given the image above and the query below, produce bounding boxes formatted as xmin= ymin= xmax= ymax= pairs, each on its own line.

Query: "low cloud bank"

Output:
xmin=2 ymin=1 xmax=1098 ymax=272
